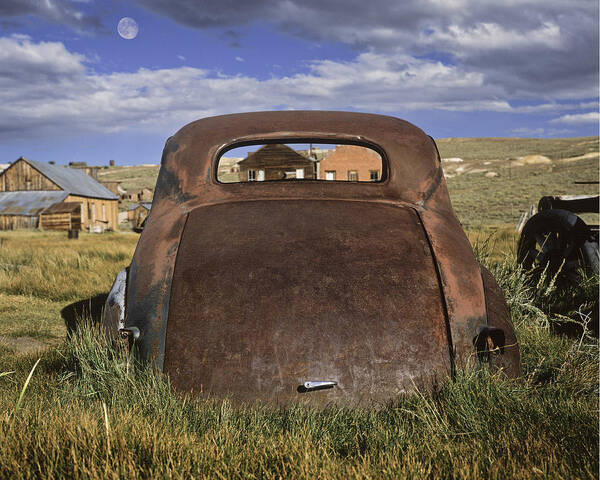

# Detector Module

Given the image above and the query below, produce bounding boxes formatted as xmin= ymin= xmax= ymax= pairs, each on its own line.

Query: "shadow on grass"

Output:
xmin=60 ymin=293 xmax=108 ymax=336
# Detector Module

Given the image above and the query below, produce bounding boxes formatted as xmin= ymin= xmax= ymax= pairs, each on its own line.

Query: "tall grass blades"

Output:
xmin=14 ymin=358 xmax=40 ymax=414
xmin=0 ymin=230 xmax=597 ymax=478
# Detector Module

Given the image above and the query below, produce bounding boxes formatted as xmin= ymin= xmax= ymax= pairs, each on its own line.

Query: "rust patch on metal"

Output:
xmin=164 ymin=200 xmax=450 ymax=405
xmin=118 ymin=111 xmax=519 ymax=402
xmin=124 ymin=203 xmax=188 ymax=369
xmin=479 ymin=265 xmax=520 ymax=377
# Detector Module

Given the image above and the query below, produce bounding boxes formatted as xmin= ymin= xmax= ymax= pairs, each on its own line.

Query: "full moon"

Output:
xmin=117 ymin=17 xmax=138 ymax=40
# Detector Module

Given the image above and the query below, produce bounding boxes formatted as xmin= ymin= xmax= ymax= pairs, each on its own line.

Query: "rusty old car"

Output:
xmin=102 ymin=111 xmax=519 ymax=405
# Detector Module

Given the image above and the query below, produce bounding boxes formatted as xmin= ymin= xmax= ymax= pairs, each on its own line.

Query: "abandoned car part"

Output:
xmin=102 ymin=111 xmax=520 ymax=405
xmin=518 ymin=192 xmax=599 ymax=285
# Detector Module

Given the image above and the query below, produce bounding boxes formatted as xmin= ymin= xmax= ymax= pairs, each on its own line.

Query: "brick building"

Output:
xmin=318 ymin=145 xmax=382 ymax=182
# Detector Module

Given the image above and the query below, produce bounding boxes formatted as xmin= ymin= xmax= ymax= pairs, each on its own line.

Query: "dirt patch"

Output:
xmin=442 ymin=157 xmax=464 ymax=163
xmin=520 ymin=155 xmax=552 ymax=165
xmin=560 ymin=152 xmax=599 ymax=163
xmin=0 ymin=336 xmax=60 ymax=355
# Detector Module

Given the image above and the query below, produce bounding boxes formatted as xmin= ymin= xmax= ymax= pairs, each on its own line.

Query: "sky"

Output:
xmin=0 ymin=0 xmax=598 ymax=166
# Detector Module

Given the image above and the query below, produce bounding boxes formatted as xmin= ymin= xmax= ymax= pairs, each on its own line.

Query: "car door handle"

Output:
xmin=297 ymin=380 xmax=337 ymax=393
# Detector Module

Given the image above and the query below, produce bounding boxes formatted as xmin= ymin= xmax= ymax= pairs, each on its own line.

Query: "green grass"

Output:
xmin=0 ymin=231 xmax=137 ymax=347
xmin=0 ymin=315 xmax=597 ymax=478
xmin=0 ymin=231 xmax=136 ymax=302
xmin=0 ymin=229 xmax=597 ymax=478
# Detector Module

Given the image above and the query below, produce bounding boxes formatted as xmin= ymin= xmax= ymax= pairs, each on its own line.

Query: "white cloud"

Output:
xmin=2 ymin=1 xmax=597 ymax=103
xmin=0 ymin=36 xmax=596 ymax=141
xmin=235 ymin=56 xmax=244 ymax=62
xmin=511 ymin=127 xmax=545 ymax=136
xmin=508 ymin=102 xmax=599 ymax=114
xmin=510 ymin=126 xmax=575 ymax=137
xmin=0 ymin=34 xmax=86 ymax=77
xmin=551 ymin=112 xmax=600 ymax=124
xmin=133 ymin=0 xmax=598 ymax=100
xmin=423 ymin=22 xmax=563 ymax=52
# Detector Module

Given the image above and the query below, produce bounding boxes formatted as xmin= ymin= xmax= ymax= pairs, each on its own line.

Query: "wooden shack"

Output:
xmin=138 ymin=188 xmax=153 ymax=202
xmin=237 ymin=144 xmax=316 ymax=182
xmin=39 ymin=202 xmax=82 ymax=231
xmin=100 ymin=181 xmax=121 ymax=196
xmin=0 ymin=157 xmax=119 ymax=230
xmin=0 ymin=191 xmax=68 ymax=230
xmin=127 ymin=203 xmax=152 ymax=229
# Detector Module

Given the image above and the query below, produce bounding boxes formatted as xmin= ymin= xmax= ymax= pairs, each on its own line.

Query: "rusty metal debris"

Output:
xmin=103 ymin=111 xmax=520 ymax=405
xmin=518 ymin=189 xmax=599 ymax=285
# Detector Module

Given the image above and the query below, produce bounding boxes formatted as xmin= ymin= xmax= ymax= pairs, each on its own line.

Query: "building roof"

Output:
xmin=237 ymin=144 xmax=315 ymax=168
xmin=42 ymin=202 xmax=81 ymax=214
xmin=320 ymin=145 xmax=381 ymax=166
xmin=21 ymin=157 xmax=118 ymax=200
xmin=0 ymin=191 xmax=68 ymax=216
xmin=128 ymin=203 xmax=152 ymax=211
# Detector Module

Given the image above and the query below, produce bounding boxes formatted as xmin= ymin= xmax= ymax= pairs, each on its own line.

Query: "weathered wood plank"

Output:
xmin=0 ymin=159 xmax=61 ymax=192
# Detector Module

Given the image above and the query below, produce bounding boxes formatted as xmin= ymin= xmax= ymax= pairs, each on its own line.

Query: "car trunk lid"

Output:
xmin=164 ymin=200 xmax=450 ymax=405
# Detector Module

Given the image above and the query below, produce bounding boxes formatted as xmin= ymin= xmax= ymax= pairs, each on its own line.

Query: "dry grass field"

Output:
xmin=438 ymin=137 xmax=599 ymax=228
xmin=0 ymin=136 xmax=597 ymax=478
xmin=97 ymin=164 xmax=160 ymax=193
xmin=436 ymin=136 xmax=598 ymax=161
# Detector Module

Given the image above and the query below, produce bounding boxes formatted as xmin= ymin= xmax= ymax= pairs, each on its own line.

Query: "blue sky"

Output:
xmin=0 ymin=0 xmax=598 ymax=166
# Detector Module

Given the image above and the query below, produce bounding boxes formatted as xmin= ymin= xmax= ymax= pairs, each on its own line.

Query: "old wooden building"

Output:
xmin=0 ymin=191 xmax=68 ymax=230
xmin=127 ymin=203 xmax=152 ymax=229
xmin=40 ymin=202 xmax=82 ymax=231
xmin=318 ymin=145 xmax=382 ymax=182
xmin=237 ymin=144 xmax=316 ymax=182
xmin=0 ymin=157 xmax=119 ymax=230
xmin=121 ymin=187 xmax=154 ymax=202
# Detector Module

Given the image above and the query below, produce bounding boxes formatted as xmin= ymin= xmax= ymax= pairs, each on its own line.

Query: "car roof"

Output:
xmin=154 ymin=111 xmax=448 ymax=209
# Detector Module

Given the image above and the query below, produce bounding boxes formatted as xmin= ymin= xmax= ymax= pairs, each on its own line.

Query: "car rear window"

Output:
xmin=217 ymin=142 xmax=383 ymax=183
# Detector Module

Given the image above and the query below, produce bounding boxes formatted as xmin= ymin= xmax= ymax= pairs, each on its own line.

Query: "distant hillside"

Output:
xmin=445 ymin=154 xmax=598 ymax=228
xmin=97 ymin=164 xmax=160 ymax=192
xmin=99 ymin=137 xmax=598 ymax=227
xmin=436 ymin=136 xmax=598 ymax=161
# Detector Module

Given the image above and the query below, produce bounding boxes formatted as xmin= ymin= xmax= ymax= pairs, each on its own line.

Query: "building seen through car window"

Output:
xmin=318 ymin=145 xmax=381 ymax=181
xmin=222 ymin=143 xmax=382 ymax=183
xmin=237 ymin=144 xmax=316 ymax=181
